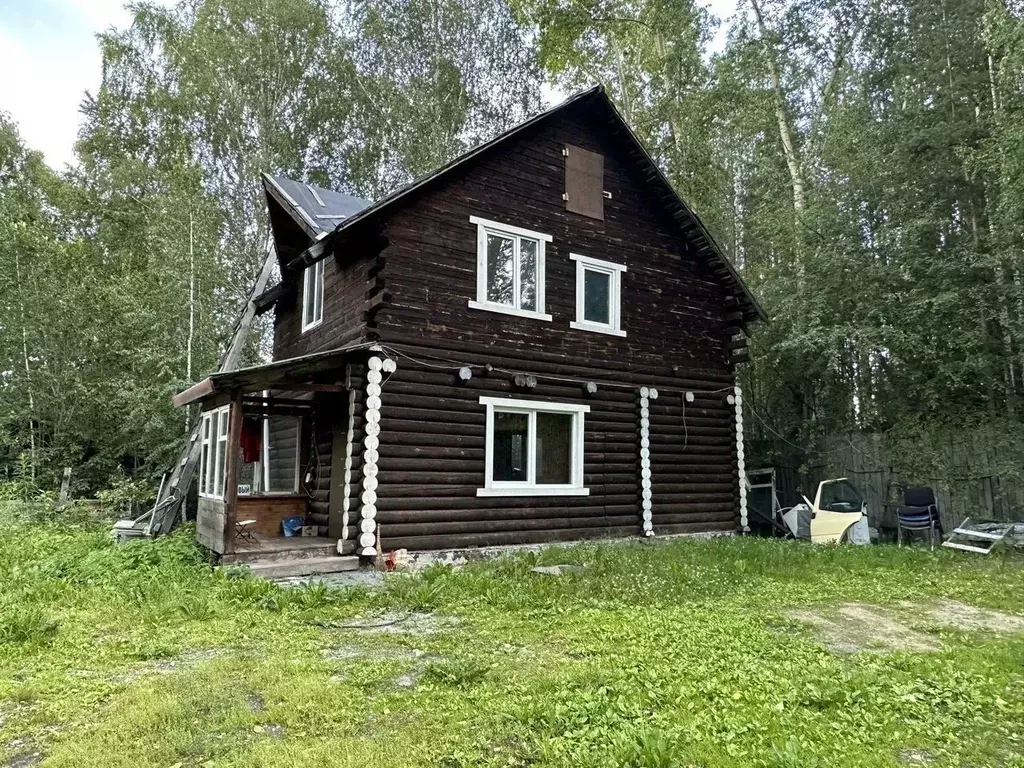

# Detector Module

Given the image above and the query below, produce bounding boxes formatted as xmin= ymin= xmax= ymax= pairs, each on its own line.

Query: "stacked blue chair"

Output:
xmin=896 ymin=486 xmax=942 ymax=549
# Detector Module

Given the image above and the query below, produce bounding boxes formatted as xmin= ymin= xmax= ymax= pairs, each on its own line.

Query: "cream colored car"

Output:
xmin=782 ymin=478 xmax=870 ymax=544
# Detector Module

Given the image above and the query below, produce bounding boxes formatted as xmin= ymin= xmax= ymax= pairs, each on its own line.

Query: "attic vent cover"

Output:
xmin=564 ymin=144 xmax=604 ymax=220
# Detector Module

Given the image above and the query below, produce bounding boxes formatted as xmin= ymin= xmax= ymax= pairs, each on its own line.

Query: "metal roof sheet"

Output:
xmin=266 ymin=175 xmax=371 ymax=237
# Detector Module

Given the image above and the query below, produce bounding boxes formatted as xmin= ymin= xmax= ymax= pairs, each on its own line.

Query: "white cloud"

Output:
xmin=0 ymin=0 xmax=152 ymax=169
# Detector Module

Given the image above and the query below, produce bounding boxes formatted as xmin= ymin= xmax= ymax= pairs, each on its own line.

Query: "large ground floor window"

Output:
xmin=477 ymin=396 xmax=589 ymax=497
xmin=199 ymin=407 xmax=300 ymax=500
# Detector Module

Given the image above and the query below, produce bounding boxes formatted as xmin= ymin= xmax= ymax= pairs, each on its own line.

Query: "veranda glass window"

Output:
xmin=199 ymin=407 xmax=299 ymax=499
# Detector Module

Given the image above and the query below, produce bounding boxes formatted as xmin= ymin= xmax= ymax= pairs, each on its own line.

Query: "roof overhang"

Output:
xmin=172 ymin=344 xmax=373 ymax=408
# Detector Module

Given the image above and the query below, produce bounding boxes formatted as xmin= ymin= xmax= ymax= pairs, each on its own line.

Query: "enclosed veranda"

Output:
xmin=172 ymin=346 xmax=369 ymax=563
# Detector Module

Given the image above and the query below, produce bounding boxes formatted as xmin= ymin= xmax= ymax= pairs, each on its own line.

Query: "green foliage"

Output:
xmin=515 ymin=0 xmax=1024 ymax=473
xmin=0 ymin=605 xmax=59 ymax=647
xmin=611 ymin=729 xmax=690 ymax=768
xmin=96 ymin=471 xmax=157 ymax=517
xmin=0 ymin=0 xmax=540 ymax=495
xmin=0 ymin=513 xmax=1021 ymax=767
xmin=421 ymin=657 xmax=491 ymax=688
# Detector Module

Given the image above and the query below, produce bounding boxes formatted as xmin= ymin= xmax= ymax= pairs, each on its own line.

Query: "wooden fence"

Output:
xmin=750 ymin=431 xmax=1024 ymax=535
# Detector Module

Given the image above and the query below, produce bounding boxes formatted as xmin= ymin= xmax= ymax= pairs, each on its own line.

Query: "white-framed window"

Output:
xmin=477 ymin=396 xmax=589 ymax=497
xmin=570 ymin=253 xmax=627 ymax=337
xmin=200 ymin=412 xmax=213 ymax=496
xmin=199 ymin=406 xmax=300 ymax=500
xmin=200 ymin=406 xmax=230 ymax=500
xmin=301 ymin=259 xmax=324 ymax=331
xmin=468 ymin=216 xmax=553 ymax=321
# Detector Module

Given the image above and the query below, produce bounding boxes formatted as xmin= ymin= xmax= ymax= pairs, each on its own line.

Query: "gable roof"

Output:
xmin=280 ymin=85 xmax=765 ymax=323
xmin=262 ymin=174 xmax=371 ymax=240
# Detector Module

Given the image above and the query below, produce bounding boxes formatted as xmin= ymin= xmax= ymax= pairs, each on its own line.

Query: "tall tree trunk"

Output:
xmin=13 ymin=249 xmax=36 ymax=483
xmin=749 ymin=0 xmax=808 ymax=226
xmin=186 ymin=208 xmax=196 ymax=430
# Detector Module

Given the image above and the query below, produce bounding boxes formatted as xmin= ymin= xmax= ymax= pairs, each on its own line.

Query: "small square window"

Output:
xmin=570 ymin=253 xmax=626 ymax=337
xmin=302 ymin=260 xmax=324 ymax=332
xmin=469 ymin=216 xmax=553 ymax=321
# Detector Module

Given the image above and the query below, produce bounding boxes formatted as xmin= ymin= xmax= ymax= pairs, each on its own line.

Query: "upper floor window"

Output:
xmin=468 ymin=216 xmax=552 ymax=321
xmin=302 ymin=260 xmax=324 ymax=331
xmin=570 ymin=253 xmax=626 ymax=337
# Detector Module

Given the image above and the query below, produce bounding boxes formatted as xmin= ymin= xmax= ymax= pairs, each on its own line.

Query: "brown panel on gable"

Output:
xmin=565 ymin=144 xmax=604 ymax=220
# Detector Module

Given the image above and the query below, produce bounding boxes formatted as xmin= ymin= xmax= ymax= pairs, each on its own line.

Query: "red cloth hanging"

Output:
xmin=240 ymin=419 xmax=263 ymax=464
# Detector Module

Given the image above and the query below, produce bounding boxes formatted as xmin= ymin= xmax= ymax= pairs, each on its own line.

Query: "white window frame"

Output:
xmin=468 ymin=215 xmax=553 ymax=321
xmin=477 ymin=396 xmax=589 ymax=497
xmin=198 ymin=405 xmax=300 ymax=499
xmin=258 ymin=413 xmax=301 ymax=495
xmin=200 ymin=405 xmax=230 ymax=500
xmin=301 ymin=259 xmax=324 ymax=332
xmin=202 ymin=415 xmax=215 ymax=499
xmin=570 ymin=253 xmax=627 ymax=337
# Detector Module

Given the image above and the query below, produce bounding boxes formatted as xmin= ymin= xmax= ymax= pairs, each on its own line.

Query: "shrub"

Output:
xmin=0 ymin=604 xmax=59 ymax=646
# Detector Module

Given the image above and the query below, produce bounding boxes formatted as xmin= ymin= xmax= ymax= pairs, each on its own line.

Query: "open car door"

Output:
xmin=809 ymin=478 xmax=867 ymax=544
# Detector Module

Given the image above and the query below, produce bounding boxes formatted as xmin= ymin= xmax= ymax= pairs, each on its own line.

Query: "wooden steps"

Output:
xmin=220 ymin=534 xmax=362 ymax=578
xmin=247 ymin=555 xmax=360 ymax=579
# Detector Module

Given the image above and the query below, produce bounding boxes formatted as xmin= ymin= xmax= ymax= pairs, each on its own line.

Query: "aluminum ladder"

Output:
xmin=942 ymin=517 xmax=1015 ymax=554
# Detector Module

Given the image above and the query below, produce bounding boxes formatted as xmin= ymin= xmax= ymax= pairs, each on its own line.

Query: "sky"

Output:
xmin=0 ymin=0 xmax=739 ymax=171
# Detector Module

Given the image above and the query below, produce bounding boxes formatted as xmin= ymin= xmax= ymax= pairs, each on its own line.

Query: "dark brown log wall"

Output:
xmin=647 ymin=393 xmax=738 ymax=534
xmin=370 ymin=359 xmax=640 ymax=551
xmin=305 ymin=394 xmax=338 ymax=535
xmin=361 ymin=102 xmax=740 ymax=549
xmin=272 ymin=246 xmax=376 ymax=360
xmin=374 ymin=106 xmax=734 ymax=370
xmin=366 ymin=353 xmax=738 ymax=551
xmin=269 ymin=99 xmax=743 ymax=551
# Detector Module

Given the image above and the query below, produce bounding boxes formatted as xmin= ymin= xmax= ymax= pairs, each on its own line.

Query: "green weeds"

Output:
xmin=0 ymin=515 xmax=1021 ymax=767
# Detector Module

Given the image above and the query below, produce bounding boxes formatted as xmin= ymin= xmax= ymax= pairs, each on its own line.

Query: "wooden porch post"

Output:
xmin=222 ymin=390 xmax=244 ymax=555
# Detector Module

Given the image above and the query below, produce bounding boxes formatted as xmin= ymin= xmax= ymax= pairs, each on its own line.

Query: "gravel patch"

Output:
xmin=531 ymin=564 xmax=584 ymax=576
xmin=338 ymin=612 xmax=459 ymax=636
xmin=924 ymin=599 xmax=1024 ymax=634
xmin=275 ymin=571 xmax=386 ymax=589
xmin=5 ymin=752 xmax=42 ymax=768
xmin=898 ymin=748 xmax=936 ymax=765
xmin=786 ymin=599 xmax=1024 ymax=654
xmin=784 ymin=604 xmax=942 ymax=653
xmin=320 ymin=645 xmax=425 ymax=662
xmin=113 ymin=648 xmax=227 ymax=683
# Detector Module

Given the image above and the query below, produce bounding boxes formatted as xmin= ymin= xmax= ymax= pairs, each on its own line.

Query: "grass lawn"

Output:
xmin=0 ymin=512 xmax=1022 ymax=767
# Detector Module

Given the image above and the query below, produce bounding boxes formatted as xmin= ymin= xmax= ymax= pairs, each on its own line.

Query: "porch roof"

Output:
xmin=172 ymin=343 xmax=372 ymax=408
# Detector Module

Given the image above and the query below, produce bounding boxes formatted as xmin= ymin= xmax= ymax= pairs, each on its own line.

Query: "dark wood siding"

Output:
xmin=197 ymin=497 xmax=226 ymax=553
xmin=369 ymin=352 xmax=737 ymax=551
xmin=272 ymin=247 xmax=377 ymax=360
xmin=265 ymin=415 xmax=299 ymax=493
xmin=362 ymin=105 xmax=738 ymax=549
xmin=270 ymin=101 xmax=742 ymax=551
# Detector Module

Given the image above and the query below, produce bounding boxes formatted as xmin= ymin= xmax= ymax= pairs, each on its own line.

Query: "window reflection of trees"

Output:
xmin=486 ymin=232 xmax=538 ymax=310
xmin=486 ymin=234 xmax=515 ymax=305
xmin=519 ymin=239 xmax=537 ymax=311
